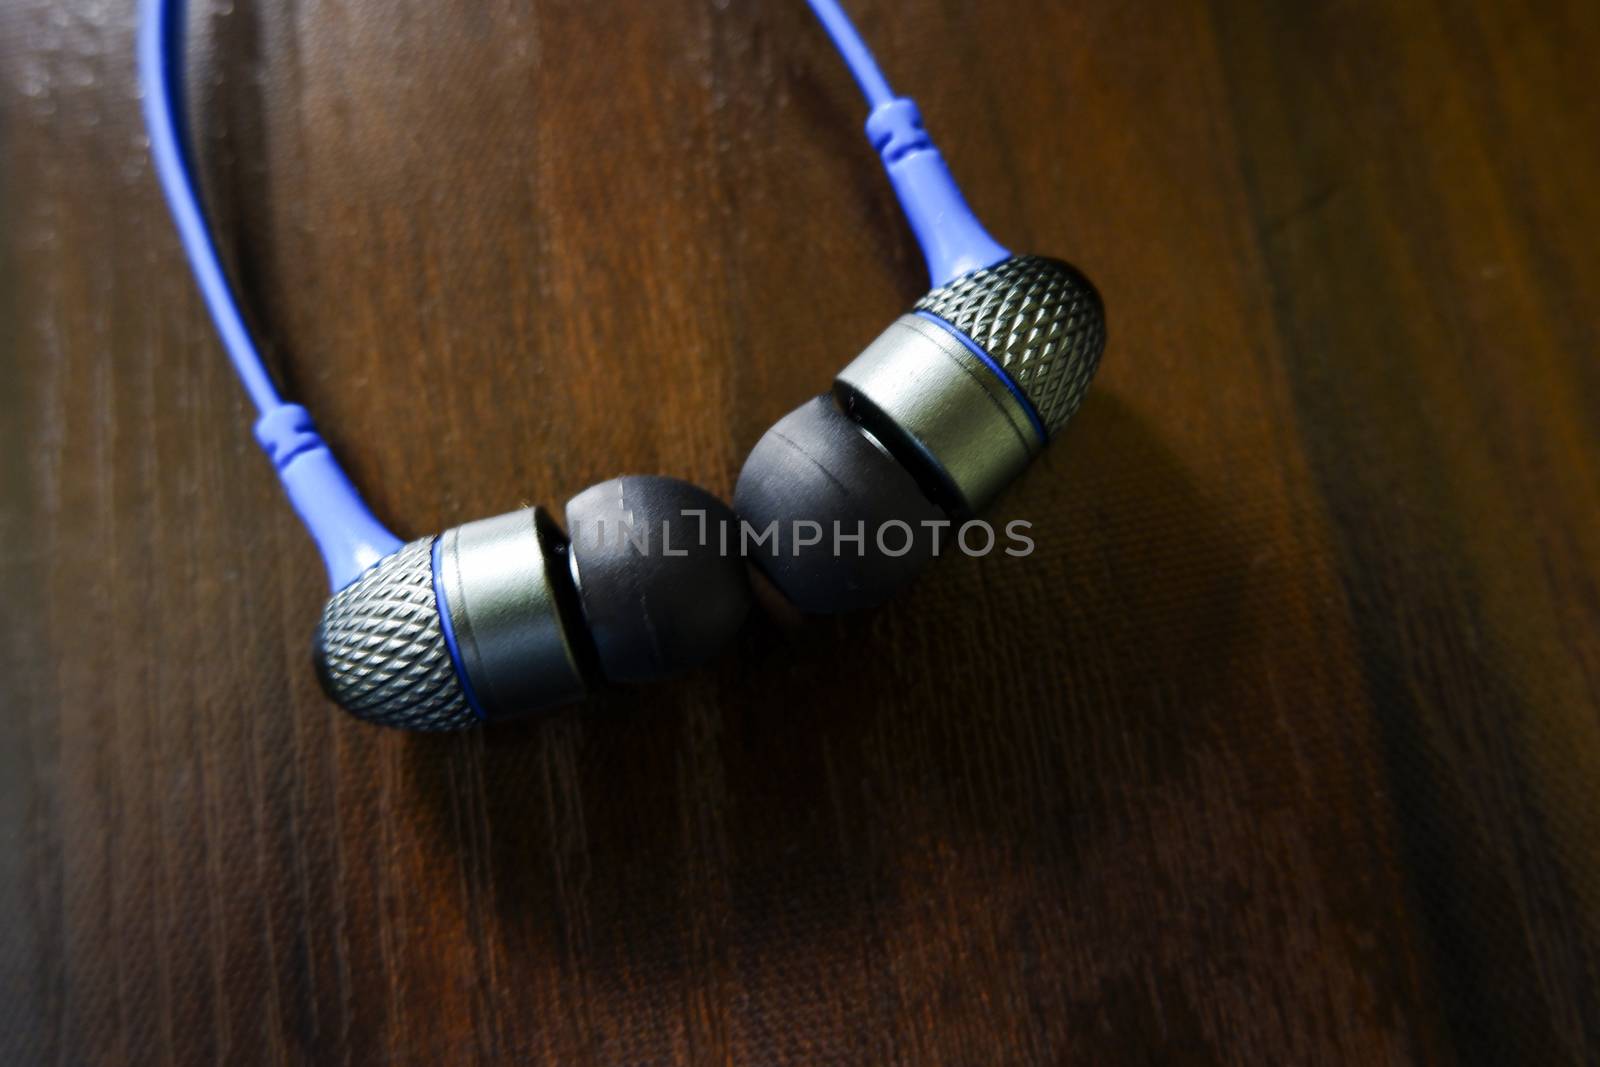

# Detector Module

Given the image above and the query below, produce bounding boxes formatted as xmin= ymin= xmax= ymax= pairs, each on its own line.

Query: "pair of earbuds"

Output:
xmin=142 ymin=0 xmax=1106 ymax=731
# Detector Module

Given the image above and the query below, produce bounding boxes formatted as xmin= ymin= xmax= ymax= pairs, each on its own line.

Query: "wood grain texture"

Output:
xmin=3 ymin=0 xmax=1598 ymax=1063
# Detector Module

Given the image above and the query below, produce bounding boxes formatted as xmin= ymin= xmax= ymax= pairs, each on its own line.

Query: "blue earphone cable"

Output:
xmin=139 ymin=0 xmax=1007 ymax=590
xmin=140 ymin=0 xmax=281 ymax=415
xmin=142 ymin=0 xmax=898 ymax=417
xmin=803 ymin=0 xmax=1010 ymax=285
xmin=804 ymin=0 xmax=894 ymax=108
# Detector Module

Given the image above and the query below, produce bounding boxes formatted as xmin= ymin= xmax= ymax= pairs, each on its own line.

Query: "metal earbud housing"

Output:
xmin=312 ymin=507 xmax=594 ymax=730
xmin=312 ymin=538 xmax=480 ymax=731
xmin=837 ymin=255 xmax=1105 ymax=515
xmin=313 ymin=478 xmax=755 ymax=730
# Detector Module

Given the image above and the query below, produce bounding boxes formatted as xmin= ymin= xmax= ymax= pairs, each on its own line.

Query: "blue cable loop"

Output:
xmin=140 ymin=0 xmax=1010 ymax=588
xmin=141 ymin=0 xmax=400 ymax=590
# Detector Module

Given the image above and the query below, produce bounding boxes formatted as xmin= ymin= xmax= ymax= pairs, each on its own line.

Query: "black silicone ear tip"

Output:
xmin=733 ymin=394 xmax=943 ymax=614
xmin=565 ymin=476 xmax=753 ymax=684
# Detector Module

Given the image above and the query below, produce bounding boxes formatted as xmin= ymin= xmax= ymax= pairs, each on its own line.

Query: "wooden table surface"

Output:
xmin=4 ymin=0 xmax=1599 ymax=1063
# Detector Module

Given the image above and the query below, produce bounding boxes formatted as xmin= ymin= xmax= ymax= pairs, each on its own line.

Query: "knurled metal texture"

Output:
xmin=314 ymin=537 xmax=478 ymax=731
xmin=914 ymin=255 xmax=1106 ymax=437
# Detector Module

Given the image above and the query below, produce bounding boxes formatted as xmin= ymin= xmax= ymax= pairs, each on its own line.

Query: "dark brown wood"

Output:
xmin=4 ymin=0 xmax=1599 ymax=1062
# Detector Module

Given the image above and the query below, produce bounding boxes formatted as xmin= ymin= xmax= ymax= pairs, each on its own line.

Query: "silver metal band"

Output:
xmin=436 ymin=507 xmax=590 ymax=718
xmin=834 ymin=313 xmax=1042 ymax=515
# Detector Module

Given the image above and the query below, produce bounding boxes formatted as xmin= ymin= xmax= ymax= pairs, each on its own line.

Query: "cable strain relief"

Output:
xmin=253 ymin=403 xmax=404 ymax=591
xmin=865 ymin=97 xmax=933 ymax=163
xmin=864 ymin=97 xmax=1010 ymax=287
xmin=254 ymin=403 xmax=324 ymax=470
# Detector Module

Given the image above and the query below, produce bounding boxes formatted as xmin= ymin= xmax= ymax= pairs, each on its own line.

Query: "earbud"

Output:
xmin=736 ymin=255 xmax=1105 ymax=613
xmin=313 ymin=476 xmax=753 ymax=730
